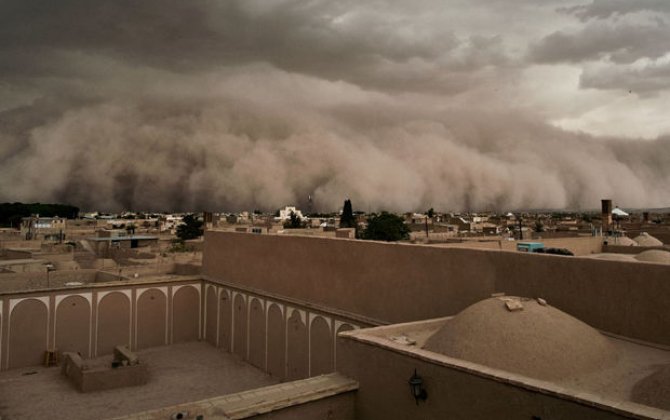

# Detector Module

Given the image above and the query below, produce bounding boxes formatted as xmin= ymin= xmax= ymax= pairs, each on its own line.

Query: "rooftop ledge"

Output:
xmin=339 ymin=319 xmax=670 ymax=420
xmin=111 ymin=372 xmax=358 ymax=420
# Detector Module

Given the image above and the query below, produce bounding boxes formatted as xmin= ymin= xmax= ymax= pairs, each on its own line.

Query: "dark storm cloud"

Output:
xmin=580 ymin=61 xmax=670 ymax=95
xmin=530 ymin=21 xmax=670 ymax=64
xmin=0 ymin=0 xmax=512 ymax=94
xmin=560 ymin=0 xmax=670 ymax=21
xmin=529 ymin=1 xmax=670 ymax=96
xmin=0 ymin=0 xmax=669 ymax=211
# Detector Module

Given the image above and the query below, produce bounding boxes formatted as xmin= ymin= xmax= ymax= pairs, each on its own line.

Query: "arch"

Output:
xmin=9 ymin=299 xmax=48 ymax=369
xmin=218 ymin=290 xmax=232 ymax=352
xmin=233 ymin=294 xmax=247 ymax=359
xmin=248 ymin=297 xmax=266 ymax=370
xmin=97 ymin=292 xmax=131 ymax=356
xmin=55 ymin=295 xmax=91 ymax=357
xmin=172 ymin=286 xmax=199 ymax=343
xmin=136 ymin=288 xmax=167 ymax=349
xmin=310 ymin=316 xmax=334 ymax=376
xmin=205 ymin=286 xmax=218 ymax=345
xmin=266 ymin=303 xmax=286 ymax=379
xmin=286 ymin=309 xmax=308 ymax=380
xmin=335 ymin=323 xmax=355 ymax=369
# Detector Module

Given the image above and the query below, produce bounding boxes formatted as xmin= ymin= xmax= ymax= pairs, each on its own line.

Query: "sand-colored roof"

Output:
xmin=635 ymin=249 xmax=670 ymax=264
xmin=632 ymin=364 xmax=670 ymax=411
xmin=422 ymin=297 xmax=618 ymax=382
xmin=633 ymin=232 xmax=664 ymax=247
xmin=609 ymin=236 xmax=637 ymax=246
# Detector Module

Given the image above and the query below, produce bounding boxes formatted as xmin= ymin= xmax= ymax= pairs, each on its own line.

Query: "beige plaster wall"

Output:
xmin=336 ymin=336 xmax=637 ymax=420
xmin=252 ymin=392 xmax=355 ymax=420
xmin=7 ymin=298 xmax=48 ymax=369
xmin=0 ymin=269 xmax=111 ymax=292
xmin=202 ymin=280 xmax=362 ymax=381
xmin=435 ymin=235 xmax=603 ymax=256
xmin=55 ymin=295 xmax=91 ymax=357
xmin=172 ymin=286 xmax=199 ymax=343
xmin=203 ymin=232 xmax=670 ymax=346
xmin=0 ymin=280 xmax=202 ymax=370
xmin=203 ymin=232 xmax=494 ymax=325
xmin=97 ymin=292 xmax=132 ymax=356
xmin=603 ymin=244 xmax=669 ymax=255
xmin=497 ymin=253 xmax=670 ymax=345
xmin=136 ymin=288 xmax=167 ymax=349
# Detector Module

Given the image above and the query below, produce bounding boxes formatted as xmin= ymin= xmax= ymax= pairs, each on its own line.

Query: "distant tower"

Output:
xmin=601 ymin=199 xmax=612 ymax=233
xmin=203 ymin=211 xmax=213 ymax=231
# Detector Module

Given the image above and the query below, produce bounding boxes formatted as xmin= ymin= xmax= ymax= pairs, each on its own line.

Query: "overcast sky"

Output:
xmin=1 ymin=0 xmax=669 ymax=211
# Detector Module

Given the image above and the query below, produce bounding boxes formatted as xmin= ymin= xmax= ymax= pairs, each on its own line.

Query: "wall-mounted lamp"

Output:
xmin=408 ymin=369 xmax=428 ymax=404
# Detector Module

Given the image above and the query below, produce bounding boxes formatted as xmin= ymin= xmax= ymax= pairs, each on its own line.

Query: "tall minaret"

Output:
xmin=601 ymin=199 xmax=612 ymax=233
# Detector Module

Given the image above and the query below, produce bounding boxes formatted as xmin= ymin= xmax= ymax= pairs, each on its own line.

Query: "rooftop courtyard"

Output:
xmin=0 ymin=341 xmax=278 ymax=420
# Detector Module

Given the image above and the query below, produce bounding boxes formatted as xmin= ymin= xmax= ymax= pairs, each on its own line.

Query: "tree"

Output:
xmin=176 ymin=214 xmax=204 ymax=241
xmin=283 ymin=211 xmax=304 ymax=229
xmin=362 ymin=212 xmax=410 ymax=241
xmin=427 ymin=208 xmax=435 ymax=219
xmin=0 ymin=202 xmax=79 ymax=228
xmin=340 ymin=199 xmax=357 ymax=228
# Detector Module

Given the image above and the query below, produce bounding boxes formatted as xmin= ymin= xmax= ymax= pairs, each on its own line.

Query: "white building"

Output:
xmin=277 ymin=206 xmax=304 ymax=221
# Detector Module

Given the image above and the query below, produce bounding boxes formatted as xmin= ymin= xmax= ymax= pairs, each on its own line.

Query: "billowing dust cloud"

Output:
xmin=1 ymin=0 xmax=669 ymax=212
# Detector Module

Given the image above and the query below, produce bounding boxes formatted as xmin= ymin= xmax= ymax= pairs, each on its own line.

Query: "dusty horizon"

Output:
xmin=1 ymin=0 xmax=669 ymax=212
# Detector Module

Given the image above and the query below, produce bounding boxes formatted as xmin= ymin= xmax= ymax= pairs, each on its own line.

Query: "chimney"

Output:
xmin=601 ymin=199 xmax=612 ymax=233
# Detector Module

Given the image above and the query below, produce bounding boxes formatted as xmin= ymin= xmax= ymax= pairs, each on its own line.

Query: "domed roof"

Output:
xmin=635 ymin=250 xmax=670 ymax=264
xmin=423 ymin=297 xmax=618 ymax=381
xmin=609 ymin=236 xmax=637 ymax=246
xmin=633 ymin=232 xmax=663 ymax=247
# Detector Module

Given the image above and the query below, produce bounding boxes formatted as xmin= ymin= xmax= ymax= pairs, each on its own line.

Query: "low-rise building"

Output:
xmin=20 ymin=216 xmax=67 ymax=240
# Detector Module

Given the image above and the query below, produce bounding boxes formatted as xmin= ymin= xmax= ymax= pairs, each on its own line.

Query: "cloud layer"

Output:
xmin=1 ymin=0 xmax=669 ymax=211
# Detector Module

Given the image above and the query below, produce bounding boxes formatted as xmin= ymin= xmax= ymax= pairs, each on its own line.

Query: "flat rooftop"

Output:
xmin=87 ymin=236 xmax=158 ymax=242
xmin=0 ymin=258 xmax=48 ymax=266
xmin=0 ymin=342 xmax=278 ymax=420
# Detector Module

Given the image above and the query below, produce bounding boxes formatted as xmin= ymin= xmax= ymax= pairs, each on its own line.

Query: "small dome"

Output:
xmin=633 ymin=232 xmax=663 ymax=247
xmin=423 ymin=297 xmax=618 ymax=381
xmin=609 ymin=236 xmax=637 ymax=246
xmin=635 ymin=250 xmax=670 ymax=264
